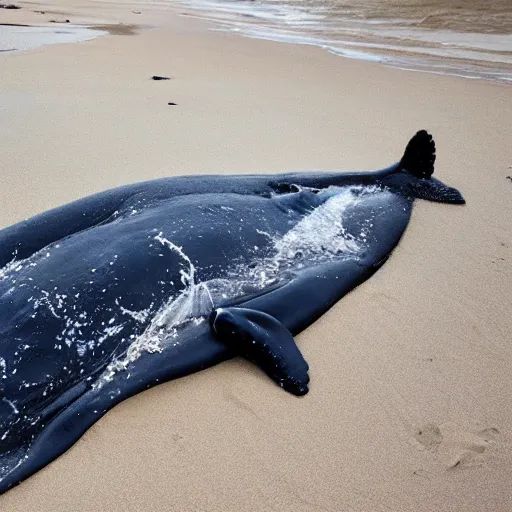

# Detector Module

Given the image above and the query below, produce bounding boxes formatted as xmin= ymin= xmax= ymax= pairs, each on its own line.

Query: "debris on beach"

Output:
xmin=152 ymin=76 xmax=170 ymax=80
xmin=132 ymin=11 xmax=141 ymax=14
xmin=49 ymin=19 xmax=70 ymax=23
xmin=0 ymin=3 xmax=21 ymax=8
xmin=168 ymin=102 xmax=177 ymax=106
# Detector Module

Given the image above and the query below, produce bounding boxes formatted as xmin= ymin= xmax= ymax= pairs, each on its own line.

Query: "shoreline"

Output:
xmin=176 ymin=0 xmax=512 ymax=85
xmin=2 ymin=0 xmax=512 ymax=84
xmin=1 ymin=1 xmax=511 ymax=511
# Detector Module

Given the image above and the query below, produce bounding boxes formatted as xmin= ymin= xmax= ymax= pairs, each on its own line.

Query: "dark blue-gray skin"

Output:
xmin=0 ymin=130 xmax=464 ymax=493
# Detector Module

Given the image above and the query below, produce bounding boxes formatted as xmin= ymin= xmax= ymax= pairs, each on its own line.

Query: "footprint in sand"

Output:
xmin=414 ymin=423 xmax=443 ymax=450
xmin=414 ymin=422 xmax=499 ymax=470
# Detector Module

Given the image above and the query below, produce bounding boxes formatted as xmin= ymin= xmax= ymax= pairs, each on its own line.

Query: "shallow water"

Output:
xmin=178 ymin=0 xmax=512 ymax=82
xmin=0 ymin=24 xmax=106 ymax=54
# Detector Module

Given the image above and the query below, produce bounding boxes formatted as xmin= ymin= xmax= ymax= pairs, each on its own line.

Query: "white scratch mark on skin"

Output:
xmin=117 ymin=301 xmax=153 ymax=323
xmin=2 ymin=397 xmax=19 ymax=415
xmin=155 ymin=232 xmax=196 ymax=287
xmin=256 ymin=229 xmax=272 ymax=239
xmin=0 ymin=358 xmax=6 ymax=380
xmin=33 ymin=290 xmax=61 ymax=318
xmin=98 ymin=324 xmax=125 ymax=344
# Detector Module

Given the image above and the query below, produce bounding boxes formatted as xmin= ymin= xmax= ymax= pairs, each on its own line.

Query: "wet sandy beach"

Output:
xmin=0 ymin=1 xmax=511 ymax=510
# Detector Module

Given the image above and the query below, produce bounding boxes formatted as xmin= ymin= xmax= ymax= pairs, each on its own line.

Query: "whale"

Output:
xmin=0 ymin=130 xmax=464 ymax=493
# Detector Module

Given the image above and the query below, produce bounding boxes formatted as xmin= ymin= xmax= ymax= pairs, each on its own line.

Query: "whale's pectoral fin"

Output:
xmin=210 ymin=307 xmax=310 ymax=396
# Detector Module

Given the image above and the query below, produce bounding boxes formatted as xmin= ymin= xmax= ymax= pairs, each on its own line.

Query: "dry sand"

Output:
xmin=1 ymin=1 xmax=511 ymax=510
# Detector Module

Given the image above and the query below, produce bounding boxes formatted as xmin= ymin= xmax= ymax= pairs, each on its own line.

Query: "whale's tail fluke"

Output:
xmin=263 ymin=129 xmax=463 ymax=203
xmin=380 ymin=130 xmax=464 ymax=204
xmin=399 ymin=130 xmax=436 ymax=179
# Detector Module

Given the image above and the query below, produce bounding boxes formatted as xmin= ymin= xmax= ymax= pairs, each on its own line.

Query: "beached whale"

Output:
xmin=0 ymin=130 xmax=463 ymax=493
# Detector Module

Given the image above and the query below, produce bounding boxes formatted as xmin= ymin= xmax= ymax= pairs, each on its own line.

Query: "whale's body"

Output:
xmin=0 ymin=131 xmax=464 ymax=493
